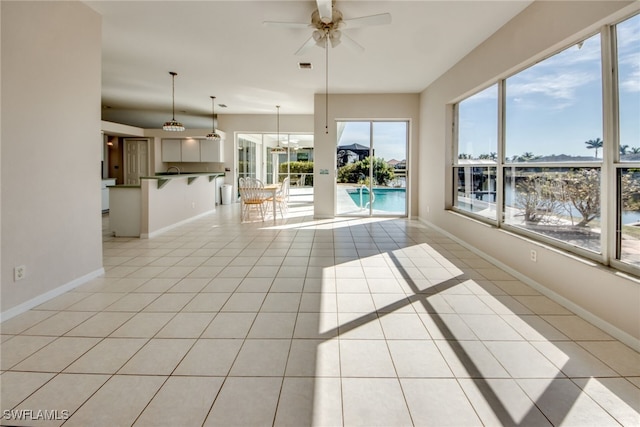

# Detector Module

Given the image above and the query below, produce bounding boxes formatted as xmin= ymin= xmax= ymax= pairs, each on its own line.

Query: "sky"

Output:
xmin=457 ymin=13 xmax=639 ymax=161
xmin=337 ymin=121 xmax=408 ymax=162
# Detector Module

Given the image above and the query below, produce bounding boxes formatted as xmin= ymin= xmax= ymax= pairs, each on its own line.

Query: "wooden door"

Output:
xmin=124 ymin=139 xmax=149 ymax=185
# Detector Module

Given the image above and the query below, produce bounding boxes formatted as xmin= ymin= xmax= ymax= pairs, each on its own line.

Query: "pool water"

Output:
xmin=347 ymin=188 xmax=406 ymax=212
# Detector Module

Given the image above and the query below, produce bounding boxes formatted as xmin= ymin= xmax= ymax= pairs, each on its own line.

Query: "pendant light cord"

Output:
xmin=170 ymin=72 xmax=177 ymax=121
xmin=211 ymin=96 xmax=216 ymax=132
xmin=325 ymin=34 xmax=329 ymax=135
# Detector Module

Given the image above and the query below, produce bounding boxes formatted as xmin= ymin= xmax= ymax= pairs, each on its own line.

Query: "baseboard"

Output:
xmin=0 ymin=267 xmax=105 ymax=323
xmin=141 ymin=210 xmax=215 ymax=239
xmin=418 ymin=217 xmax=640 ymax=353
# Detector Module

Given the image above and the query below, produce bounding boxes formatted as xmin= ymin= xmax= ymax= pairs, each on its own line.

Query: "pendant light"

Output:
xmin=162 ymin=71 xmax=185 ymax=131
xmin=272 ymin=105 xmax=286 ymax=154
xmin=206 ymin=96 xmax=221 ymax=141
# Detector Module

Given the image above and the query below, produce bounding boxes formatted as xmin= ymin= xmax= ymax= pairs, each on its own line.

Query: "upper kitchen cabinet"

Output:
xmin=200 ymin=139 xmax=224 ymax=162
xmin=181 ymin=138 xmax=201 ymax=162
xmin=161 ymin=138 xmax=224 ymax=162
xmin=161 ymin=139 xmax=181 ymax=162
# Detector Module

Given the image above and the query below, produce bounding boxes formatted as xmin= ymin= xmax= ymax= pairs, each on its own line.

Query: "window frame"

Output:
xmin=451 ymin=83 xmax=500 ymax=224
xmin=451 ymin=13 xmax=640 ymax=277
xmin=609 ymin=14 xmax=640 ymax=274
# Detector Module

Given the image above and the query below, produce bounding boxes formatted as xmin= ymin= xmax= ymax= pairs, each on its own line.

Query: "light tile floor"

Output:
xmin=1 ymin=202 xmax=639 ymax=426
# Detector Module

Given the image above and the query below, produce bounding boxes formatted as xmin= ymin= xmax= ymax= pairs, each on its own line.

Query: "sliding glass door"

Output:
xmin=336 ymin=121 xmax=408 ymax=217
xmin=238 ymin=135 xmax=261 ymax=183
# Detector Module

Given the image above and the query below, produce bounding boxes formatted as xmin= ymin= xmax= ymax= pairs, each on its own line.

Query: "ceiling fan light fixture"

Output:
xmin=312 ymin=29 xmax=324 ymax=45
xmin=206 ymin=96 xmax=221 ymax=141
xmin=162 ymin=72 xmax=185 ymax=132
xmin=329 ymin=30 xmax=341 ymax=47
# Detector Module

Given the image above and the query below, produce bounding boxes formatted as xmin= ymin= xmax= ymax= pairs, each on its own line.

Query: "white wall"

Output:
xmin=419 ymin=1 xmax=640 ymax=347
xmin=1 ymin=1 xmax=103 ymax=316
xmin=313 ymin=93 xmax=420 ymax=218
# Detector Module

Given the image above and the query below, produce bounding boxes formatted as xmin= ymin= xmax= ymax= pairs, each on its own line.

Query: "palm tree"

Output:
xmin=631 ymin=147 xmax=640 ymax=154
xmin=620 ymin=144 xmax=629 ymax=155
xmin=584 ymin=138 xmax=603 ymax=158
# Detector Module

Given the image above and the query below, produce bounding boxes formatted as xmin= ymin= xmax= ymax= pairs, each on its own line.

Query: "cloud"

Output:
xmin=508 ymin=71 xmax=597 ymax=101
xmin=503 ymin=31 xmax=602 ymax=110
xmin=616 ymin=16 xmax=640 ymax=51
xmin=619 ymin=52 xmax=640 ymax=93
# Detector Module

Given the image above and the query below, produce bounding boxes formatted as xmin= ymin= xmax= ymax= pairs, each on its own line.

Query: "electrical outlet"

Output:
xmin=530 ymin=250 xmax=537 ymax=262
xmin=191 ymin=202 xmax=196 ymax=208
xmin=14 ymin=265 xmax=26 ymax=281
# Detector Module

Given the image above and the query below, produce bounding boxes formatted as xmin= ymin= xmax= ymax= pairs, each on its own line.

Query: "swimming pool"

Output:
xmin=347 ymin=187 xmax=406 ymax=212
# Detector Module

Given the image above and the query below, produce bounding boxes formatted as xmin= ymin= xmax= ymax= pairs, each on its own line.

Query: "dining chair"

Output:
xmin=239 ymin=177 xmax=267 ymax=222
xmin=275 ymin=177 xmax=290 ymax=218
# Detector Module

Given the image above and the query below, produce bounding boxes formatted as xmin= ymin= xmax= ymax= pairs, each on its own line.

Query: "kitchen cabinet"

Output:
xmin=161 ymin=139 xmax=181 ymax=162
xmin=162 ymin=138 xmax=225 ymax=163
xmin=200 ymin=139 xmax=224 ymax=162
xmin=181 ymin=138 xmax=200 ymax=162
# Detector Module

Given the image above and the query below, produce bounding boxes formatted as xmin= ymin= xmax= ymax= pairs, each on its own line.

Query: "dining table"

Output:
xmin=262 ymin=183 xmax=281 ymax=220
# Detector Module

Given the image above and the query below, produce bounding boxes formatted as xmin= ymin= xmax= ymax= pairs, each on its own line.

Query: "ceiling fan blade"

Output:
xmin=263 ymin=21 xmax=311 ymax=29
xmin=316 ymin=0 xmax=332 ymax=23
xmin=340 ymin=32 xmax=365 ymax=54
xmin=343 ymin=13 xmax=392 ymax=29
xmin=295 ymin=35 xmax=317 ymax=56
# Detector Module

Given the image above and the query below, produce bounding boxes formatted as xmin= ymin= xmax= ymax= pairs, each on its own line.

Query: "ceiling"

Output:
xmin=86 ymin=0 xmax=532 ymax=129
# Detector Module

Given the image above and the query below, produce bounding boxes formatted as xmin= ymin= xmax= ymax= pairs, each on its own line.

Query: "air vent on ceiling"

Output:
xmin=298 ymin=62 xmax=312 ymax=69
xmin=218 ymin=104 xmax=227 ymax=108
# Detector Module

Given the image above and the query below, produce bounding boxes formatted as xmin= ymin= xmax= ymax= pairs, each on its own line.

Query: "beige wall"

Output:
xmin=1 ymin=1 xmax=103 ymax=316
xmin=313 ymin=93 xmax=420 ymax=218
xmin=419 ymin=1 xmax=640 ymax=348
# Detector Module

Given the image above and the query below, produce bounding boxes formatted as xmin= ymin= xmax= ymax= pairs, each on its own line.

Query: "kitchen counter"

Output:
xmin=143 ymin=172 xmax=225 ymax=189
xmin=108 ymin=172 xmax=225 ymax=238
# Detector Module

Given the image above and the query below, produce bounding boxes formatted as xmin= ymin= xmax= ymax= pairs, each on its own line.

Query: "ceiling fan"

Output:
xmin=263 ymin=0 xmax=392 ymax=55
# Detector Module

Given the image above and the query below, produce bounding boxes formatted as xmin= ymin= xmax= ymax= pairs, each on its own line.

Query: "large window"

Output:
xmin=615 ymin=14 xmax=640 ymax=266
xmin=453 ymin=85 xmax=498 ymax=220
xmin=617 ymin=14 xmax=640 ymax=162
xmin=504 ymin=33 xmax=603 ymax=253
xmin=453 ymin=13 xmax=640 ymax=274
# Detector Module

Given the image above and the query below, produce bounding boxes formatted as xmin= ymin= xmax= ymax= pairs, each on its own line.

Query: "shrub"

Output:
xmin=279 ymin=161 xmax=314 ymax=185
xmin=336 ymin=157 xmax=395 ymax=186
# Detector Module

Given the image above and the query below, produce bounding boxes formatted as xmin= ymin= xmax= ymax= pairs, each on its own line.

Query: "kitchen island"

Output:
xmin=108 ymin=172 xmax=224 ymax=238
